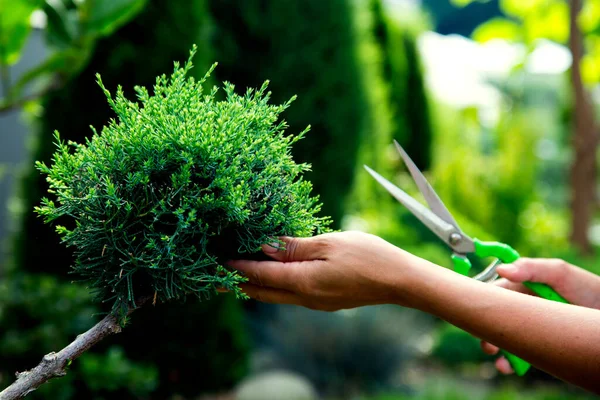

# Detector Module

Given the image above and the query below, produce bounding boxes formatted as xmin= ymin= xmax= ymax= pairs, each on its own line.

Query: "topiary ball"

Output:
xmin=35 ymin=46 xmax=331 ymax=317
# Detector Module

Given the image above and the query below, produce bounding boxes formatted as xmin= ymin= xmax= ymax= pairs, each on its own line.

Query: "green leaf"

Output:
xmin=579 ymin=0 xmax=600 ymax=34
xmin=500 ymin=0 xmax=550 ymax=18
xmin=0 ymin=0 xmax=44 ymax=65
xmin=581 ymin=37 xmax=600 ymax=85
xmin=472 ymin=17 xmax=522 ymax=43
xmin=79 ymin=0 xmax=148 ymax=37
xmin=523 ymin=0 xmax=569 ymax=44
xmin=43 ymin=0 xmax=76 ymax=48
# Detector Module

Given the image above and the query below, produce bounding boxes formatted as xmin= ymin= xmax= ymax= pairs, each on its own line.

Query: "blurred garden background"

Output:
xmin=1 ymin=0 xmax=600 ymax=399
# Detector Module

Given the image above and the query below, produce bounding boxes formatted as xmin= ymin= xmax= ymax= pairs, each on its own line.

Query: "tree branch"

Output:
xmin=0 ymin=82 xmax=60 ymax=114
xmin=0 ymin=297 xmax=151 ymax=400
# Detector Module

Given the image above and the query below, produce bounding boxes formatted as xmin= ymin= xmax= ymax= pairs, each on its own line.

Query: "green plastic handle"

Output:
xmin=449 ymin=239 xmax=570 ymax=376
xmin=473 ymin=239 xmax=568 ymax=302
xmin=473 ymin=239 xmax=520 ymax=264
xmin=451 ymin=254 xmax=472 ymax=276
xmin=503 ymin=352 xmax=532 ymax=376
xmin=523 ymin=281 xmax=569 ymax=303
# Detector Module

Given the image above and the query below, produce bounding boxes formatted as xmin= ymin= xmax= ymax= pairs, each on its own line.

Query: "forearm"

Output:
xmin=398 ymin=256 xmax=600 ymax=393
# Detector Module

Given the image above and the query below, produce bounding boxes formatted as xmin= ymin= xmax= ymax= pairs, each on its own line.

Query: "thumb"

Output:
xmin=496 ymin=258 xmax=566 ymax=287
xmin=261 ymin=236 xmax=327 ymax=262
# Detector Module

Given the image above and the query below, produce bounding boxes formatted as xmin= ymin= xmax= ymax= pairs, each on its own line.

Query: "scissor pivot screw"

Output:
xmin=449 ymin=233 xmax=462 ymax=245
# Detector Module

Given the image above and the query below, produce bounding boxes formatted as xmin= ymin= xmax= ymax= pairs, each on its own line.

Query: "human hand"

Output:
xmin=480 ymin=258 xmax=600 ymax=374
xmin=226 ymin=231 xmax=424 ymax=311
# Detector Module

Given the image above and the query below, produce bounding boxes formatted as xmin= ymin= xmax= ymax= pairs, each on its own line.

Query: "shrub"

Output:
xmin=430 ymin=323 xmax=490 ymax=366
xmin=370 ymin=0 xmax=433 ymax=170
xmin=35 ymin=47 xmax=331 ymax=316
xmin=207 ymin=0 xmax=369 ymax=228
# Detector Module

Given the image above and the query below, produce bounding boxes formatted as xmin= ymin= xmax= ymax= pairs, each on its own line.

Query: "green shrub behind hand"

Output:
xmin=35 ymin=46 xmax=331 ymax=317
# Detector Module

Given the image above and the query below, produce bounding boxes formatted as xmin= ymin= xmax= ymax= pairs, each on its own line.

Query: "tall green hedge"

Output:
xmin=343 ymin=0 xmax=436 ymax=256
xmin=1 ymin=1 xmax=248 ymax=398
xmin=207 ymin=0 xmax=371 ymax=228
xmin=370 ymin=0 xmax=433 ymax=170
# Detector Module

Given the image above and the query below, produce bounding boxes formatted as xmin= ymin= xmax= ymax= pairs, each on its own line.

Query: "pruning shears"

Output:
xmin=364 ymin=140 xmax=569 ymax=376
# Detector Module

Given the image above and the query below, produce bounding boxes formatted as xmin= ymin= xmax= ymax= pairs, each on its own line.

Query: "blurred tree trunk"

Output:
xmin=568 ymin=0 xmax=598 ymax=255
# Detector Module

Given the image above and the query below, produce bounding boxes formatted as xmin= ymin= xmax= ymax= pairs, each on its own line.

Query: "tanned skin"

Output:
xmin=227 ymin=231 xmax=600 ymax=395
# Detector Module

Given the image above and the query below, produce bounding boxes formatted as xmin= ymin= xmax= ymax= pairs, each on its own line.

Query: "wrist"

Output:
xmin=382 ymin=248 xmax=444 ymax=311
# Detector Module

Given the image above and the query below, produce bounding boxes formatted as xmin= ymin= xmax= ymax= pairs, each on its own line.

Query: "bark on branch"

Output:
xmin=0 ymin=298 xmax=150 ymax=400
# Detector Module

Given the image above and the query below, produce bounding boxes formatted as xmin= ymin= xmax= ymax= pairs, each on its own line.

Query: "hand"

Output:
xmin=226 ymin=231 xmax=422 ymax=311
xmin=480 ymin=258 xmax=600 ymax=374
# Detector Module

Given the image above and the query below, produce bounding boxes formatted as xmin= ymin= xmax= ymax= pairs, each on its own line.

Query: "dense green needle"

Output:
xmin=34 ymin=45 xmax=331 ymax=319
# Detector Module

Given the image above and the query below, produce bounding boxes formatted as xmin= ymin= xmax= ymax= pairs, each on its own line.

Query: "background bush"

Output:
xmin=207 ymin=0 xmax=370 ymax=229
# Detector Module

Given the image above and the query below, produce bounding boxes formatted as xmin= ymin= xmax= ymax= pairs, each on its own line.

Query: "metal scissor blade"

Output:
xmin=393 ymin=140 xmax=461 ymax=231
xmin=364 ymin=165 xmax=461 ymax=249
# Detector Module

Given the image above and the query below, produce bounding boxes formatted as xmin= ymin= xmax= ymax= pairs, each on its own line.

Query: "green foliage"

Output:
xmin=343 ymin=1 xmax=441 ymax=272
xmin=428 ymin=100 xmax=544 ymax=254
xmin=342 ymin=0 xmax=396 ymax=221
xmin=455 ymin=0 xmax=600 ymax=85
xmin=1 ymin=1 xmax=253 ymax=398
xmin=1 ymin=0 xmax=147 ymax=108
xmin=0 ymin=272 xmax=161 ymax=399
xmin=0 ymin=274 xmax=95 ymax=358
xmin=423 ymin=69 xmax=581 ymax=262
xmin=371 ymin=0 xmax=434 ymax=170
xmin=431 ymin=323 xmax=490 ymax=366
xmin=117 ymin=294 xmax=249 ymax=398
xmin=0 ymin=0 xmax=42 ymax=65
xmin=35 ymin=48 xmax=330 ymax=315
xmin=80 ymin=0 xmax=147 ymax=36
xmin=78 ymin=347 xmax=158 ymax=396
xmin=471 ymin=17 xmax=522 ymax=43
xmin=207 ymin=0 xmax=369 ymax=228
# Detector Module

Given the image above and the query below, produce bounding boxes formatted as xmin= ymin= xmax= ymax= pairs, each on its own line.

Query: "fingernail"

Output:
xmin=497 ymin=264 xmax=517 ymax=275
xmin=262 ymin=242 xmax=280 ymax=254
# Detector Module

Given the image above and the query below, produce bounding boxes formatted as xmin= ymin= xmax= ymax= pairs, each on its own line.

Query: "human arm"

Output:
xmin=227 ymin=231 xmax=600 ymax=394
xmin=479 ymin=258 xmax=600 ymax=374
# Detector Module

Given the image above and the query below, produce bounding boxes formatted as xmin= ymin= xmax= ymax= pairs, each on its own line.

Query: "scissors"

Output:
xmin=364 ymin=140 xmax=569 ymax=376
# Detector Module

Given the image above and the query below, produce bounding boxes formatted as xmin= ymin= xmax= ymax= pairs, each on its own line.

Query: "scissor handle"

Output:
xmin=523 ymin=281 xmax=568 ymax=303
xmin=451 ymin=239 xmax=569 ymax=376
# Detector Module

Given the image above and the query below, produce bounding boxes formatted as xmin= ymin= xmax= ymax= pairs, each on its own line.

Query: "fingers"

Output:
xmin=495 ymin=356 xmax=514 ymax=375
xmin=227 ymin=259 xmax=301 ymax=291
xmin=228 ymin=234 xmax=331 ymax=293
xmin=239 ymin=283 xmax=304 ymax=306
xmin=261 ymin=235 xmax=329 ymax=262
xmin=480 ymin=341 xmax=514 ymax=374
xmin=497 ymin=258 xmax=568 ymax=286
xmin=480 ymin=341 xmax=499 ymax=355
